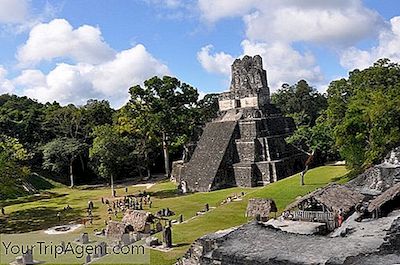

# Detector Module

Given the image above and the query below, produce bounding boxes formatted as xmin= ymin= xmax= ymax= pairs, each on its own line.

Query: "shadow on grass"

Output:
xmin=149 ymin=189 xmax=193 ymax=199
xmin=173 ymin=242 xmax=191 ymax=248
xmin=331 ymin=172 xmax=352 ymax=183
xmin=0 ymin=192 xmax=67 ymax=208
xmin=303 ymin=182 xmax=331 ymax=186
xmin=27 ymin=173 xmax=55 ymax=190
xmin=0 ymin=206 xmax=83 ymax=234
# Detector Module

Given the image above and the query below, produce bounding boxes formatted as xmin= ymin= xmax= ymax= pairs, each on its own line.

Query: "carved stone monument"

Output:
xmin=162 ymin=225 xmax=172 ymax=248
xmin=22 ymin=249 xmax=33 ymax=265
xmin=96 ymin=242 xmax=107 ymax=257
xmin=121 ymin=233 xmax=131 ymax=246
xmin=80 ymin=232 xmax=89 ymax=244
xmin=180 ymin=55 xmax=306 ymax=192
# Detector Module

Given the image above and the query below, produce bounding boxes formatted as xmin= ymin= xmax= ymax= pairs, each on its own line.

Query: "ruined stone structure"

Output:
xmin=180 ymin=55 xmax=306 ymax=192
xmin=348 ymin=146 xmax=400 ymax=195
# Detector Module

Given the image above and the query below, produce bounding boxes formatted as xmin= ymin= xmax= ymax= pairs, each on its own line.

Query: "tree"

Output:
xmin=81 ymin=99 xmax=114 ymax=140
xmin=115 ymin=106 xmax=158 ymax=178
xmin=272 ymin=80 xmax=332 ymax=184
xmin=90 ymin=125 xmax=136 ymax=196
xmin=0 ymin=95 xmax=52 ymax=153
xmin=42 ymin=138 xmax=87 ymax=188
xmin=286 ymin=113 xmax=337 ymax=163
xmin=43 ymin=104 xmax=83 ymax=139
xmin=196 ymin=93 xmax=219 ymax=124
xmin=128 ymin=76 xmax=199 ymax=177
xmin=326 ymin=58 xmax=400 ymax=169
xmin=272 ymin=80 xmax=333 ymax=182
xmin=41 ymin=100 xmax=113 ymax=180
xmin=272 ymin=80 xmax=327 ymax=126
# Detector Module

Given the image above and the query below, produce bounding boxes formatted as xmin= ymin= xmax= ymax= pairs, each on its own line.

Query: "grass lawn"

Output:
xmin=0 ymin=165 xmax=348 ymax=265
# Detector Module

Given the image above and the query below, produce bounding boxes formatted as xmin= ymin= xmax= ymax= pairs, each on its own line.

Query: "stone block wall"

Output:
xmin=238 ymin=120 xmax=259 ymax=139
xmin=233 ymin=163 xmax=259 ymax=187
xmin=255 ymin=162 xmax=272 ymax=184
xmin=235 ymin=140 xmax=256 ymax=162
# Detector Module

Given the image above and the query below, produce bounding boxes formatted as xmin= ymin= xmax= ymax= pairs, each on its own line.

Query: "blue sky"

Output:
xmin=0 ymin=0 xmax=399 ymax=108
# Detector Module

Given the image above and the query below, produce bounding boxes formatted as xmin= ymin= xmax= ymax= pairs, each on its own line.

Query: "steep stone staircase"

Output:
xmin=182 ymin=121 xmax=237 ymax=192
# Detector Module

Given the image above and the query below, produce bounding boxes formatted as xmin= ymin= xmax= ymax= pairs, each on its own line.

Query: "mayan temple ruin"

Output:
xmin=178 ymin=55 xmax=307 ymax=192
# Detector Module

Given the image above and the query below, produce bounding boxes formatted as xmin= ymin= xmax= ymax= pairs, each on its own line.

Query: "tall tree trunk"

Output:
xmin=145 ymin=150 xmax=151 ymax=178
xmin=300 ymin=149 xmax=315 ymax=186
xmin=69 ymin=161 xmax=74 ymax=188
xmin=162 ymin=131 xmax=170 ymax=178
xmin=79 ymin=154 xmax=85 ymax=172
xmin=138 ymin=165 xmax=143 ymax=179
xmin=111 ymin=174 xmax=115 ymax=197
xmin=300 ymin=166 xmax=308 ymax=186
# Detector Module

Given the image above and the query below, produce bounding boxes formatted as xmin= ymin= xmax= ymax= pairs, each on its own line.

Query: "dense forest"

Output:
xmin=1 ymin=59 xmax=400 ymax=199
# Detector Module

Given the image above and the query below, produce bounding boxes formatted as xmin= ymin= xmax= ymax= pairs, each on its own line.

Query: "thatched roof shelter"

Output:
xmin=122 ymin=210 xmax=155 ymax=232
xmin=285 ymin=184 xmax=364 ymax=216
xmin=105 ymin=221 xmax=126 ymax=240
xmin=368 ymin=183 xmax=400 ymax=213
xmin=246 ymin=198 xmax=277 ymax=219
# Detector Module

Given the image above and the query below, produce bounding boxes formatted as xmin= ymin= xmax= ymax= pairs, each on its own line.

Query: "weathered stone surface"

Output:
xmin=218 ymin=55 xmax=269 ymax=111
xmin=246 ymin=198 xmax=277 ymax=221
xmin=347 ymin=147 xmax=400 ymax=194
xmin=179 ymin=212 xmax=400 ymax=265
xmin=180 ymin=55 xmax=306 ymax=192
xmin=181 ymin=121 xmax=238 ymax=192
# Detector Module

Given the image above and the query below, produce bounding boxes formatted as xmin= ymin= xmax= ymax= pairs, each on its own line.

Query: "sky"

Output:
xmin=0 ymin=0 xmax=399 ymax=108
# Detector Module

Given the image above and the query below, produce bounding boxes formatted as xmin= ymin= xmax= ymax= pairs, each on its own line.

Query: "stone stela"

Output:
xmin=179 ymin=55 xmax=307 ymax=192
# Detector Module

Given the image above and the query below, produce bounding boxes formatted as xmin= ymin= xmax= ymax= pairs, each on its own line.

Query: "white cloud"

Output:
xmin=196 ymin=0 xmax=385 ymax=91
xmin=245 ymin=1 xmax=382 ymax=45
xmin=198 ymin=0 xmax=260 ymax=23
xmin=17 ymin=19 xmax=115 ymax=66
xmin=9 ymin=19 xmax=170 ymax=107
xmin=21 ymin=63 xmax=96 ymax=105
xmin=340 ymin=16 xmax=400 ymax=70
xmin=197 ymin=45 xmax=235 ymax=75
xmin=89 ymin=44 xmax=170 ymax=99
xmin=16 ymin=44 xmax=170 ymax=107
xmin=242 ymin=40 xmax=323 ymax=90
xmin=0 ymin=0 xmax=59 ymax=35
xmin=0 ymin=0 xmax=28 ymax=23
xmin=198 ymin=0 xmax=383 ymax=46
xmin=0 ymin=66 xmax=14 ymax=93
xmin=146 ymin=0 xmax=185 ymax=9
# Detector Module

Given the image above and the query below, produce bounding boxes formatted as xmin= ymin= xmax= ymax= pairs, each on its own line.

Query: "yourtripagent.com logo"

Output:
xmin=0 ymin=235 xmax=149 ymax=264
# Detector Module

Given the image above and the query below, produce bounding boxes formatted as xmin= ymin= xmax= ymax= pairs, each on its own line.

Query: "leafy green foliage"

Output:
xmin=272 ymin=80 xmax=335 ymax=161
xmin=0 ymin=75 xmax=214 ymax=188
xmin=0 ymin=95 xmax=54 ymax=150
xmin=272 ymin=80 xmax=327 ymax=126
xmin=42 ymin=137 xmax=88 ymax=187
xmin=127 ymin=76 xmax=200 ymax=175
xmin=326 ymin=59 xmax=400 ymax=168
xmin=89 ymin=124 xmax=136 ymax=180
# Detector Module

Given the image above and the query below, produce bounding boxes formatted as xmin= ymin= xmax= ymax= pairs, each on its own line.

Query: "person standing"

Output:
xmin=337 ymin=209 xmax=344 ymax=227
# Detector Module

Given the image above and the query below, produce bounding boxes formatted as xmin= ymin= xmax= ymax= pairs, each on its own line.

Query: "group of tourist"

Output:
xmin=53 ymin=187 xmax=155 ymax=227
xmin=101 ymin=189 xmax=153 ymax=222
xmin=82 ymin=201 xmax=94 ymax=226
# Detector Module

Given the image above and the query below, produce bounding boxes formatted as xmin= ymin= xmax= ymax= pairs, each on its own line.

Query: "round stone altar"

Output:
xmin=44 ymin=224 xmax=82 ymax=234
